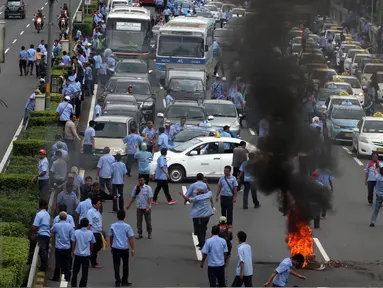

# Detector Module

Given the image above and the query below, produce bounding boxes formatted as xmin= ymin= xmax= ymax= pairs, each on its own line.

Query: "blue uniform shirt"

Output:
xmin=111 ymin=161 xmax=128 ymax=185
xmin=93 ymin=104 xmax=102 ymax=120
xmin=155 ymin=155 xmax=168 ymax=180
xmin=211 ymin=82 xmax=224 ymax=99
xmin=97 ymin=154 xmax=116 ymax=178
xmin=27 ymin=48 xmax=36 ymax=61
xmin=53 ymin=214 xmax=75 ymax=228
xmin=123 ymin=134 xmax=144 ymax=155
xmin=71 ymin=228 xmax=96 ymax=256
xmin=232 ymin=92 xmax=244 ymax=110
xmin=220 ymin=131 xmax=232 ymax=150
xmin=164 ymin=127 xmax=176 ymax=139
xmin=25 ymin=98 xmax=36 ymax=111
xmin=108 ymin=221 xmax=134 ymax=250
xmin=134 ymin=151 xmax=153 ymax=174
xmin=314 ymin=169 xmax=334 ymax=187
xmin=186 ymin=180 xmax=208 ymax=197
xmin=365 ymin=162 xmax=379 ymax=182
xmin=52 ymin=141 xmax=68 ymax=155
xmin=142 ymin=127 xmax=156 ymax=145
xmin=273 ymin=257 xmax=293 ymax=287
xmin=236 ymin=243 xmax=253 ymax=276
xmin=201 ymin=235 xmax=228 ymax=267
xmin=56 ymin=102 xmax=74 ymax=121
xmin=375 ymin=174 xmax=383 ymax=196
xmin=84 ymin=126 xmax=95 ymax=145
xmin=62 ymin=55 xmax=71 ymax=65
xmin=87 ymin=207 xmax=102 ymax=233
xmin=75 ymin=198 xmax=93 ymax=223
xmin=165 ymin=94 xmax=174 ymax=106
xmin=173 ymin=123 xmax=188 ymax=134
xmin=131 ymin=184 xmax=153 ymax=209
xmin=33 ymin=209 xmax=51 ymax=236
xmin=240 ymin=161 xmax=254 ymax=182
xmin=189 ymin=191 xmax=213 ymax=218
xmin=38 ymin=157 xmax=49 ymax=180
xmin=158 ymin=133 xmax=169 ymax=150
xmin=19 ymin=50 xmax=28 ymax=60
xmin=52 ymin=220 xmax=74 ymax=249
xmin=218 ymin=175 xmax=238 ymax=196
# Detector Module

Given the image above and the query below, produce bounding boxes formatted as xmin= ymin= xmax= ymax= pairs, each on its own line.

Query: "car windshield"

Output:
xmin=114 ymin=82 xmax=150 ymax=94
xmin=8 ymin=1 xmax=21 ymax=6
xmin=169 ymin=79 xmax=204 ymax=92
xmin=331 ymin=108 xmax=364 ymax=120
xmin=94 ymin=122 xmax=127 ymax=138
xmin=170 ymin=138 xmax=202 ymax=152
xmin=166 ymin=106 xmax=205 ymax=120
xmin=341 ymin=78 xmax=361 ymax=88
xmin=158 ymin=35 xmax=204 ymax=58
xmin=311 ymin=70 xmax=336 ymax=80
xmin=173 ymin=130 xmax=208 ymax=142
xmin=206 ymin=5 xmax=218 ymax=11
xmin=211 ymin=2 xmax=222 ymax=8
xmin=325 ymin=83 xmax=353 ymax=95
xmin=364 ymin=65 xmax=383 ymax=74
xmin=116 ymin=62 xmax=147 ymax=73
xmin=317 ymin=89 xmax=344 ymax=101
xmin=105 ymin=99 xmax=136 ymax=106
xmin=363 ymin=120 xmax=383 ymax=133
xmin=205 ymin=103 xmax=237 ymax=117
xmin=330 ymin=98 xmax=360 ymax=106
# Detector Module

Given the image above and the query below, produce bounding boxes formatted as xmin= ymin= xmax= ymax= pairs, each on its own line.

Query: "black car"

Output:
xmin=5 ymin=0 xmax=26 ymax=19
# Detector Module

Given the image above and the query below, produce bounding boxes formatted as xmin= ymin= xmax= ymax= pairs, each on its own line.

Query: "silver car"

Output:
xmin=204 ymin=99 xmax=241 ymax=135
xmin=103 ymin=94 xmax=137 ymax=108
xmin=114 ymin=59 xmax=150 ymax=79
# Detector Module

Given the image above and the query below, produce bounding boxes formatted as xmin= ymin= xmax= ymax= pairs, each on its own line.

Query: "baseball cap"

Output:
xmin=219 ymin=216 xmax=227 ymax=223
xmin=64 ymin=96 xmax=70 ymax=101
xmin=165 ymin=120 xmax=171 ymax=126
xmin=39 ymin=149 xmax=47 ymax=156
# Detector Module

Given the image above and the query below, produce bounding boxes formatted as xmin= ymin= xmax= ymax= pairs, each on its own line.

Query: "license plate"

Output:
xmin=344 ymin=133 xmax=352 ymax=137
xmin=377 ymin=148 xmax=383 ymax=152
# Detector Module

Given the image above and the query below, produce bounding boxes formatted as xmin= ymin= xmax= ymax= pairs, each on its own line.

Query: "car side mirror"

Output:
xmin=189 ymin=150 xmax=198 ymax=156
xmin=352 ymin=127 xmax=359 ymax=133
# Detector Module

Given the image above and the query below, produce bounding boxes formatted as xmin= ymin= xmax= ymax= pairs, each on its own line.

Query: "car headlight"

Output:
xmin=359 ymin=136 xmax=369 ymax=143
xmin=359 ymin=92 xmax=364 ymax=96
xmin=333 ymin=124 xmax=341 ymax=129
xmin=111 ymin=148 xmax=125 ymax=155
xmin=362 ymin=77 xmax=367 ymax=81
xmin=143 ymin=101 xmax=154 ymax=107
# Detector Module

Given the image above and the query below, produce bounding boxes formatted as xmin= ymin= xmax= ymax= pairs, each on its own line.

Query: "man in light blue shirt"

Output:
xmin=27 ymin=44 xmax=36 ymax=75
xmin=165 ymin=90 xmax=174 ymax=107
xmin=157 ymin=127 xmax=170 ymax=150
xmin=173 ymin=118 xmax=188 ymax=134
xmin=370 ymin=163 xmax=383 ymax=227
xmin=61 ymin=51 xmax=71 ymax=65
xmin=201 ymin=225 xmax=228 ymax=287
xmin=123 ymin=128 xmax=144 ymax=176
xmin=221 ymin=126 xmax=233 ymax=150
xmin=54 ymin=204 xmax=75 ymax=228
xmin=51 ymin=211 xmax=74 ymax=282
xmin=32 ymin=200 xmax=50 ymax=272
xmin=56 ymin=96 xmax=74 ymax=124
xmin=153 ymin=148 xmax=176 ymax=205
xmin=83 ymin=120 xmax=95 ymax=158
xmin=211 ymin=76 xmax=225 ymax=99
xmin=111 ymin=153 xmax=128 ymax=211
xmin=216 ymin=165 xmax=238 ymax=227
xmin=314 ymin=168 xmax=334 ymax=219
xmin=127 ymin=175 xmax=153 ymax=239
xmin=71 ymin=218 xmax=96 ymax=287
xmin=264 ymin=254 xmax=306 ymax=287
xmin=52 ymin=134 xmax=68 ymax=156
xmin=231 ymin=231 xmax=253 ymax=287
xmin=134 ymin=143 xmax=153 ymax=184
xmin=86 ymin=197 xmax=103 ymax=268
xmin=239 ymin=153 xmax=260 ymax=209
xmin=23 ymin=92 xmax=37 ymax=125
xmin=96 ymin=146 xmax=115 ymax=197
xmin=75 ymin=192 xmax=93 ymax=225
xmin=141 ymin=121 xmax=156 ymax=152
xmin=33 ymin=149 xmax=50 ymax=202
xmin=109 ymin=210 xmax=135 ymax=286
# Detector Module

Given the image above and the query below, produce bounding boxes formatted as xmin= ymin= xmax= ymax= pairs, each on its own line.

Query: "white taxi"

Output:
xmin=352 ymin=115 xmax=383 ymax=158
xmin=149 ymin=137 xmax=256 ymax=183
xmin=325 ymin=93 xmax=361 ymax=111
xmin=332 ymin=75 xmax=364 ymax=103
xmin=343 ymin=49 xmax=369 ymax=73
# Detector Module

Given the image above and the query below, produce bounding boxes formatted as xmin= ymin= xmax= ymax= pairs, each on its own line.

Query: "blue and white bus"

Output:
xmin=156 ymin=16 xmax=215 ymax=81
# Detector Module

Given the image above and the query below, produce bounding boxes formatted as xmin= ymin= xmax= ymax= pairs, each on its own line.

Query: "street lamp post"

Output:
xmin=45 ymin=0 xmax=55 ymax=110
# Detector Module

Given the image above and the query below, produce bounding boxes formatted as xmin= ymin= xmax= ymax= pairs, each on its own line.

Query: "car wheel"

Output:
xmin=22 ymin=13 xmax=25 ymax=19
xmin=168 ymin=165 xmax=185 ymax=183
xmin=352 ymin=143 xmax=356 ymax=153
xmin=4 ymin=14 xmax=8 ymax=19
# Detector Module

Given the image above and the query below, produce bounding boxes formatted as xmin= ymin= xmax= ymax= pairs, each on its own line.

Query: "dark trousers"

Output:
xmin=90 ymin=232 xmax=103 ymax=266
xmin=112 ymin=248 xmax=130 ymax=285
xmin=193 ymin=217 xmax=210 ymax=248
xmin=37 ymin=235 xmax=50 ymax=271
xmin=75 ymin=97 xmax=82 ymax=118
xmin=83 ymin=144 xmax=93 ymax=154
xmin=126 ymin=154 xmax=135 ymax=175
xmin=99 ymin=177 xmax=112 ymax=195
xmin=136 ymin=209 xmax=152 ymax=235
xmin=165 ymin=15 xmax=169 ymax=22
xmin=232 ymin=167 xmax=242 ymax=190
xmin=27 ymin=61 xmax=34 ymax=75
xmin=231 ymin=275 xmax=253 ymax=287
xmin=19 ymin=60 xmax=27 ymax=75
xmin=208 ymin=265 xmax=226 ymax=287
xmin=38 ymin=179 xmax=50 ymax=202
xmin=138 ymin=173 xmax=149 ymax=185
xmin=153 ymin=180 xmax=172 ymax=202
xmin=243 ymin=182 xmax=259 ymax=208
xmin=214 ymin=59 xmax=225 ymax=77
xmin=35 ymin=64 xmax=40 ymax=77
xmin=85 ymin=79 xmax=94 ymax=96
xmin=64 ymin=138 xmax=76 ymax=153
xmin=368 ymin=181 xmax=376 ymax=204
xmin=53 ymin=248 xmax=71 ymax=280
xmin=71 ymin=255 xmax=90 ymax=287
xmin=220 ymin=196 xmax=234 ymax=226
xmin=112 ymin=184 xmax=124 ymax=211
xmin=82 ymin=144 xmax=93 ymax=169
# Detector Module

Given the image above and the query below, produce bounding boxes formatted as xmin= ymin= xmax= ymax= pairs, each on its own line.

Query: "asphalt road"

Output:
xmin=0 ymin=0 xmax=80 ymax=161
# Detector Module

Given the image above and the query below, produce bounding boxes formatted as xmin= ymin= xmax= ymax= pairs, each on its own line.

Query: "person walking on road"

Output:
xmin=200 ymin=225 xmax=228 ymax=287
xmin=231 ymin=231 xmax=253 ymax=287
xmin=109 ymin=210 xmax=135 ymax=287
xmin=152 ymin=148 xmax=176 ymax=205
xmin=87 ymin=197 xmax=104 ymax=269
xmin=33 ymin=149 xmax=50 ymax=202
xmin=216 ymin=165 xmax=238 ymax=228
xmin=83 ymin=120 xmax=96 ymax=161
xmin=51 ymin=211 xmax=74 ymax=282
xmin=19 ymin=46 xmax=28 ymax=76
xmin=64 ymin=113 xmax=81 ymax=153
xmin=32 ymin=199 xmax=51 ymax=272
xmin=54 ymin=204 xmax=76 ymax=228
xmin=239 ymin=152 xmax=260 ymax=209
xmin=134 ymin=142 xmax=153 ymax=184
xmin=111 ymin=153 xmax=128 ymax=212
xmin=365 ymin=152 xmax=379 ymax=206
xmin=264 ymin=253 xmax=306 ymax=287
xmin=71 ymin=218 xmax=96 ymax=287
xmin=126 ymin=175 xmax=153 ymax=239
xmin=370 ymin=163 xmax=383 ymax=227
xmin=232 ymin=141 xmax=248 ymax=193
xmin=96 ymin=146 xmax=115 ymax=197
xmin=75 ymin=192 xmax=93 ymax=226
xmin=123 ymin=128 xmax=144 ymax=177
xmin=56 ymin=96 xmax=74 ymax=128
xmin=141 ymin=121 xmax=156 ymax=153
xmin=26 ymin=44 xmax=36 ymax=75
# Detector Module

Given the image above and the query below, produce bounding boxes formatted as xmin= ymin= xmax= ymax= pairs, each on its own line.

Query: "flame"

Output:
xmin=287 ymin=209 xmax=314 ymax=267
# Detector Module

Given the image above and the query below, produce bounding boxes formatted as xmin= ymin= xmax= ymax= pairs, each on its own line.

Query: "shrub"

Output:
xmin=0 ymin=173 xmax=36 ymax=190
xmin=6 ymin=164 xmax=37 ymax=175
xmin=0 ymin=267 xmax=19 ymax=287
xmin=51 ymin=93 xmax=62 ymax=103
xmin=0 ymin=188 xmax=39 ymax=202
xmin=30 ymin=111 xmax=56 ymax=118
xmin=8 ymin=156 xmax=38 ymax=166
xmin=13 ymin=139 xmax=50 ymax=157
xmin=0 ymin=197 xmax=38 ymax=228
xmin=28 ymin=116 xmax=58 ymax=127
xmin=20 ymin=125 xmax=61 ymax=141
xmin=0 ymin=222 xmax=27 ymax=237
xmin=73 ymin=22 xmax=92 ymax=37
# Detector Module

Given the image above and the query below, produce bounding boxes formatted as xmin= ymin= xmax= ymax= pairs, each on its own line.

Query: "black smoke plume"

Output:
xmin=228 ymin=0 xmax=336 ymax=228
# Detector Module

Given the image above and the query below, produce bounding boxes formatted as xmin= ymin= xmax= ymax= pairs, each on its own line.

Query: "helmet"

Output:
xmin=39 ymin=78 xmax=45 ymax=83
xmin=38 ymin=9 xmax=42 ymax=13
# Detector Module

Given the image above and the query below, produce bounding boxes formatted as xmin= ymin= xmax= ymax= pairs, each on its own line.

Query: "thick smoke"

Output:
xmin=229 ymin=0 xmax=336 ymax=227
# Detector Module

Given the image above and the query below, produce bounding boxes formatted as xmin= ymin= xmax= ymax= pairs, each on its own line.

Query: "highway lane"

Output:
xmin=0 ymin=0 xmax=80 ymax=161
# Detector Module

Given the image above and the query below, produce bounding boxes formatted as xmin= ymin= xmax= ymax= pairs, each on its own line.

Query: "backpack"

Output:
xmin=218 ymin=227 xmax=232 ymax=250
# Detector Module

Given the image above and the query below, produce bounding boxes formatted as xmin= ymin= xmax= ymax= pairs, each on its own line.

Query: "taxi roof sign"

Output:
xmin=373 ymin=112 xmax=383 ymax=117
xmin=361 ymin=50 xmax=369 ymax=54
xmin=339 ymin=91 xmax=349 ymax=96
xmin=372 ymin=59 xmax=381 ymax=63
xmin=342 ymin=72 xmax=350 ymax=76
xmin=341 ymin=99 xmax=353 ymax=105
xmin=332 ymin=77 xmax=344 ymax=82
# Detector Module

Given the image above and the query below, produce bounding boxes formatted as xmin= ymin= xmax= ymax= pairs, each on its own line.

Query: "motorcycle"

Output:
xmin=58 ymin=16 xmax=67 ymax=32
xmin=34 ymin=17 xmax=43 ymax=33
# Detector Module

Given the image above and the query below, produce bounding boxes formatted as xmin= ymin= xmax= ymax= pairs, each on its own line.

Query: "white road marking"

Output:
xmin=313 ymin=237 xmax=330 ymax=263
xmin=353 ymin=157 xmax=364 ymax=166
xmin=26 ymin=24 xmax=30 ymax=28
xmin=45 ymin=1 xmax=48 ymax=4
xmin=20 ymin=31 xmax=24 ymax=35
xmin=60 ymin=275 xmax=68 ymax=287
xmin=4 ymin=48 xmax=9 ymax=54
xmin=41 ymin=6 xmax=45 ymax=10
xmin=162 ymin=99 xmax=166 ymax=108
xmin=341 ymin=146 xmax=352 ymax=154
xmin=182 ymin=186 xmax=190 ymax=205
xmin=12 ymin=39 xmax=17 ymax=44
xmin=0 ymin=12 xmax=2 ymax=15
xmin=249 ymin=128 xmax=255 ymax=136
xmin=0 ymin=119 xmax=23 ymax=172
xmin=191 ymin=233 xmax=202 ymax=261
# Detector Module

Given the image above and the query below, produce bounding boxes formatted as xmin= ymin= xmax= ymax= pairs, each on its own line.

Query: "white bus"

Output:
xmin=156 ymin=16 xmax=215 ymax=80
xmin=106 ymin=8 xmax=152 ymax=58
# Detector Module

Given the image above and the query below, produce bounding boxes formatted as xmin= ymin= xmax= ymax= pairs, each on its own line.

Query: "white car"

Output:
xmin=343 ymin=49 xmax=368 ymax=73
xmin=336 ymin=43 xmax=359 ymax=67
xmin=149 ymin=137 xmax=256 ymax=183
xmin=374 ymin=72 xmax=383 ymax=100
xmin=361 ymin=63 xmax=383 ymax=87
xmin=349 ymin=53 xmax=373 ymax=75
xmin=352 ymin=116 xmax=383 ymax=158
xmin=326 ymin=95 xmax=361 ymax=111
xmin=331 ymin=75 xmax=364 ymax=104
xmin=204 ymin=4 xmax=221 ymax=20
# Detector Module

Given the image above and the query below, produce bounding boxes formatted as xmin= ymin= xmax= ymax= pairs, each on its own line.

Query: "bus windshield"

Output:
xmin=106 ymin=18 xmax=151 ymax=53
xmin=158 ymin=35 xmax=204 ymax=58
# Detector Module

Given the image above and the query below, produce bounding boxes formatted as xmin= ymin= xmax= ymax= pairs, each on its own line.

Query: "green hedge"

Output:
xmin=0 ymin=237 xmax=29 ymax=287
xmin=0 ymin=187 xmax=39 ymax=202
xmin=20 ymin=126 xmax=61 ymax=141
xmin=6 ymin=164 xmax=37 ymax=175
xmin=0 ymin=173 xmax=36 ymax=190
xmin=51 ymin=93 xmax=62 ymax=103
xmin=0 ymin=222 xmax=27 ymax=237
xmin=7 ymin=156 xmax=38 ymax=166
xmin=13 ymin=139 xmax=50 ymax=157
xmin=28 ymin=116 xmax=58 ymax=127
xmin=0 ymin=197 xmax=38 ymax=229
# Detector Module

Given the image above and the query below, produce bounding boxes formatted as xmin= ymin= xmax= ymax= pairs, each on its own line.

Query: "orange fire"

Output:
xmin=287 ymin=209 xmax=314 ymax=267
